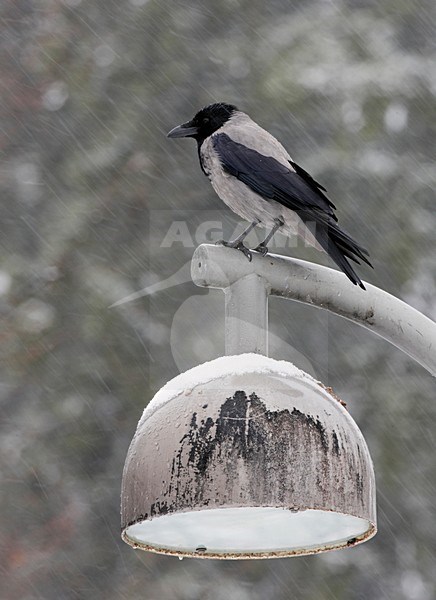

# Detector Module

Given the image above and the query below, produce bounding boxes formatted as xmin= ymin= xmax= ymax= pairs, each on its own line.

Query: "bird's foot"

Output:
xmin=216 ymin=239 xmax=252 ymax=261
xmin=235 ymin=242 xmax=252 ymax=261
xmin=254 ymin=244 xmax=269 ymax=256
xmin=215 ymin=238 xmax=234 ymax=248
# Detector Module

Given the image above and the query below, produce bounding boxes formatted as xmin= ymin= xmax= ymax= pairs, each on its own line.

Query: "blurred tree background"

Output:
xmin=1 ymin=0 xmax=436 ymax=598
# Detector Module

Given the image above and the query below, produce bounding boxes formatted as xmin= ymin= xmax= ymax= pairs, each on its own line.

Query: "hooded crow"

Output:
xmin=167 ymin=102 xmax=372 ymax=289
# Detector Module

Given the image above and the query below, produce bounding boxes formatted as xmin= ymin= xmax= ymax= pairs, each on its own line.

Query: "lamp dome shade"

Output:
xmin=121 ymin=354 xmax=376 ymax=559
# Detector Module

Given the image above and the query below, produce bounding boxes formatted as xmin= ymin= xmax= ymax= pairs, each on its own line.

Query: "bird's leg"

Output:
xmin=254 ymin=218 xmax=284 ymax=256
xmin=216 ymin=220 xmax=259 ymax=262
xmin=218 ymin=220 xmax=259 ymax=246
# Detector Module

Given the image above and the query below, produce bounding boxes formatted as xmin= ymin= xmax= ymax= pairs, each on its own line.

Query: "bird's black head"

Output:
xmin=167 ymin=102 xmax=238 ymax=144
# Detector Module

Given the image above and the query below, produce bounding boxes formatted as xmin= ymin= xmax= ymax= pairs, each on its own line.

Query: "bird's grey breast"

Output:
xmin=199 ymin=136 xmax=236 ymax=199
xmin=198 ymin=130 xmax=280 ymax=227
xmin=199 ymin=138 xmax=219 ymax=180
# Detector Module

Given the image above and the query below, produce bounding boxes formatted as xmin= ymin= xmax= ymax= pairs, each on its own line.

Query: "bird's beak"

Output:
xmin=167 ymin=121 xmax=198 ymax=138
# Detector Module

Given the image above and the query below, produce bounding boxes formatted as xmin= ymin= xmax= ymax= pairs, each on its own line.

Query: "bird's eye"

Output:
xmin=202 ymin=117 xmax=210 ymax=124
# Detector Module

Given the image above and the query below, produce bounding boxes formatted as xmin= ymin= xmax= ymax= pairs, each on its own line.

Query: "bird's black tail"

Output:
xmin=300 ymin=215 xmax=373 ymax=290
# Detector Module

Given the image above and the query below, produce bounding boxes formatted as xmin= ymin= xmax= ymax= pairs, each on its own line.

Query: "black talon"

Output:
xmin=216 ymin=239 xmax=252 ymax=261
xmin=215 ymin=239 xmax=240 ymax=249
xmin=235 ymin=242 xmax=252 ymax=261
xmin=243 ymin=248 xmax=253 ymax=261
xmin=254 ymin=244 xmax=269 ymax=256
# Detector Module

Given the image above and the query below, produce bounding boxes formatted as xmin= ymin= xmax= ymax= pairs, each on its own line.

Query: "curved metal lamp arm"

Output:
xmin=191 ymin=244 xmax=436 ymax=377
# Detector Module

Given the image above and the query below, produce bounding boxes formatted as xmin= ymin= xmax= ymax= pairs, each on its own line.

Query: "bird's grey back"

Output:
xmin=215 ymin=111 xmax=295 ymax=169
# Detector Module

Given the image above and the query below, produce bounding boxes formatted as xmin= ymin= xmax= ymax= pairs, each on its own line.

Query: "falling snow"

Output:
xmin=1 ymin=0 xmax=436 ymax=598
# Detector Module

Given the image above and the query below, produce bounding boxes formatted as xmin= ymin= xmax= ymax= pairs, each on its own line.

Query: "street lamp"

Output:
xmin=121 ymin=244 xmax=436 ymax=559
xmin=121 ymin=354 xmax=376 ymax=558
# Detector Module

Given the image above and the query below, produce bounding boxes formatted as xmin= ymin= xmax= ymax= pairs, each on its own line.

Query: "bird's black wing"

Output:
xmin=212 ymin=133 xmax=372 ymax=288
xmin=289 ymin=160 xmax=328 ymax=196
xmin=212 ymin=133 xmax=337 ymax=219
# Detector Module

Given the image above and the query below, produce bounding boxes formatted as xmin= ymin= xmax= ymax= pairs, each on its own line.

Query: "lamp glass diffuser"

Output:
xmin=121 ymin=355 xmax=376 ymax=559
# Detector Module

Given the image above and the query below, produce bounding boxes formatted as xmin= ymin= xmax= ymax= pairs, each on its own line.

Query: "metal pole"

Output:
xmin=225 ymin=274 xmax=269 ymax=356
xmin=191 ymin=244 xmax=436 ymax=376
